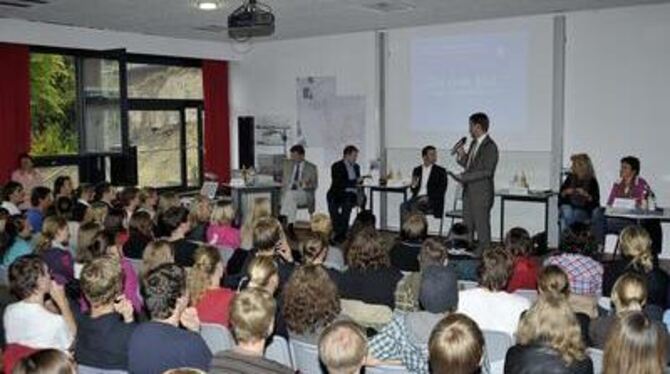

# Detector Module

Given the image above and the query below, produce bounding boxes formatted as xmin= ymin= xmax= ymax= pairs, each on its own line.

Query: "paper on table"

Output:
xmin=612 ymin=198 xmax=636 ymax=210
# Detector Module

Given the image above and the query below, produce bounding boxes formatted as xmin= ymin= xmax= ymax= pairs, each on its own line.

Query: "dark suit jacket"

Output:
xmin=410 ymin=164 xmax=448 ymax=217
xmin=327 ymin=160 xmax=361 ymax=204
xmin=457 ymin=135 xmax=499 ymax=208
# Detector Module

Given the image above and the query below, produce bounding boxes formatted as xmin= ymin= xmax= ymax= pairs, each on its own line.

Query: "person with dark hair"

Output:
xmin=54 ymin=196 xmax=73 ymax=221
xmin=458 ymin=247 xmax=530 ymax=336
xmin=394 ymin=238 xmax=449 ymax=312
xmin=2 ymin=181 xmax=24 ymax=216
xmin=400 ymin=145 xmax=448 ymax=227
xmin=390 ymin=212 xmax=428 ymax=272
xmin=128 ymin=264 xmax=211 ymax=373
xmin=13 ymin=349 xmax=76 ymax=374
xmin=160 ymin=206 xmax=199 ymax=267
xmin=94 ymin=182 xmax=116 ymax=209
xmin=4 ymin=255 xmax=76 ymax=350
xmin=505 ymin=227 xmax=540 ymax=292
xmin=1 ymin=215 xmax=33 ymax=267
xmin=26 ymin=186 xmax=52 ymax=233
xmin=72 ymin=183 xmax=95 ymax=222
xmin=280 ymin=144 xmax=318 ymax=239
xmin=119 ymin=186 xmax=140 ymax=223
xmin=123 ymin=210 xmax=155 ymax=259
xmin=11 ymin=154 xmax=43 ymax=206
xmin=52 ymin=176 xmax=73 ymax=200
xmin=451 ymin=112 xmax=499 ymax=254
xmin=327 ymin=145 xmax=364 ymax=243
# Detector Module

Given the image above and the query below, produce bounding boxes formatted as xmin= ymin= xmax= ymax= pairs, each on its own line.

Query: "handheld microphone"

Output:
xmin=450 ymin=137 xmax=467 ymax=156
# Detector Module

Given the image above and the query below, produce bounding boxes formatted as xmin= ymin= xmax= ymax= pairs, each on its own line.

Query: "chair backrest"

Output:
xmin=200 ymin=323 xmax=235 ymax=354
xmin=340 ymin=299 xmax=393 ymax=331
xmin=482 ymin=330 xmax=514 ymax=364
xmin=289 ymin=338 xmax=325 ymax=374
xmin=366 ymin=365 xmax=411 ymax=374
xmin=514 ymin=289 xmax=539 ymax=303
xmin=78 ymin=365 xmax=128 ymax=374
xmin=265 ymin=335 xmax=292 ymax=368
xmin=587 ymin=348 xmax=604 ymax=374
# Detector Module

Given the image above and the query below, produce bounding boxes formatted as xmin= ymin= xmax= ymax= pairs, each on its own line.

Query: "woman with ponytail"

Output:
xmin=602 ymin=226 xmax=670 ymax=308
xmin=188 ymin=245 xmax=235 ymax=326
xmin=35 ymin=216 xmax=74 ymax=285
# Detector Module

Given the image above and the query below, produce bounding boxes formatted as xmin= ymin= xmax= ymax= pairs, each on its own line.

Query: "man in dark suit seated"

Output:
xmin=400 ymin=145 xmax=448 ymax=226
xmin=327 ymin=145 xmax=363 ymax=243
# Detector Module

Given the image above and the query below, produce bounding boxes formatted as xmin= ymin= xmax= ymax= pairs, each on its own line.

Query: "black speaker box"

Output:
xmin=238 ymin=116 xmax=255 ymax=169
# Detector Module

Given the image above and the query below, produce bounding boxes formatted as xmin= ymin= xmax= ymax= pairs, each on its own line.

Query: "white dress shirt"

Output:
xmin=418 ymin=164 xmax=433 ymax=196
xmin=467 ymin=133 xmax=489 ymax=168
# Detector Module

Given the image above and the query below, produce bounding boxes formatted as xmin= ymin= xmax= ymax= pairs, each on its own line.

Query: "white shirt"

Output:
xmin=4 ymin=301 xmax=74 ymax=350
xmin=457 ymin=287 xmax=530 ymax=337
xmin=467 ymin=133 xmax=489 ymax=167
xmin=418 ymin=164 xmax=433 ymax=196
xmin=1 ymin=201 xmax=21 ymax=216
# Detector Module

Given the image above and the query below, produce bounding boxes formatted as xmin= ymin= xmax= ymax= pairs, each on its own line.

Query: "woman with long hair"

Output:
xmin=140 ymin=239 xmax=174 ymax=280
xmin=35 ymin=216 xmax=74 ymax=285
xmin=505 ymin=295 xmax=593 ymax=374
xmin=188 ymin=245 xmax=235 ymax=326
xmin=239 ymin=197 xmax=271 ymax=250
xmin=123 ymin=211 xmax=154 ymax=259
xmin=187 ymin=195 xmax=211 ymax=242
xmin=603 ymin=311 xmax=667 ymax=374
xmin=559 ymin=153 xmax=600 ymax=230
xmin=603 ymin=225 xmax=669 ymax=308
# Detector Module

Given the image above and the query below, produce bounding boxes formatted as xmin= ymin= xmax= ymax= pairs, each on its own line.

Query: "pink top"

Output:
xmin=121 ymin=257 xmax=143 ymax=313
xmin=607 ymin=176 xmax=650 ymax=207
xmin=196 ymin=288 xmax=235 ymax=327
xmin=206 ymin=224 xmax=241 ymax=249
xmin=10 ymin=170 xmax=43 ymax=196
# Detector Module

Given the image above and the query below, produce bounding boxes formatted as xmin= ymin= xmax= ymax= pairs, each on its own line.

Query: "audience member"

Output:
xmin=4 ymin=255 xmax=76 ymax=350
xmin=210 ymin=288 xmax=293 ymax=374
xmin=13 ymin=349 xmax=76 ymax=374
xmin=207 ymin=202 xmax=241 ymax=249
xmin=188 ymin=245 xmax=235 ymax=326
xmin=75 ymin=257 xmax=136 ymax=370
xmin=72 ymin=183 xmax=94 ymax=222
xmin=370 ymin=266 xmax=460 ymax=373
xmin=394 ymin=238 xmax=448 ymax=312
xmin=559 ymin=153 xmax=600 ymax=230
xmin=123 ymin=210 xmax=154 ymax=259
xmin=128 ymin=264 xmax=211 ymax=373
xmin=1 ymin=181 xmax=24 ymax=216
xmin=34 ymin=216 xmax=74 ymax=285
xmin=52 ymin=176 xmax=73 ymax=200
xmin=603 ymin=311 xmax=667 ymax=374
xmin=140 ymin=239 xmax=175 ymax=280
xmin=458 ymin=247 xmax=530 ymax=336
xmin=389 ymin=212 xmax=428 ymax=272
xmin=83 ymin=201 xmax=108 ymax=226
xmin=138 ymin=186 xmax=159 ymax=220
xmin=283 ymin=264 xmax=341 ymax=344
xmin=94 ymin=182 xmax=115 ymax=209
xmin=300 ymin=232 xmax=341 ymax=284
xmin=155 ymin=191 xmax=181 ymax=235
xmin=243 ymin=255 xmax=279 ymax=294
xmin=602 ymin=225 xmax=669 ymax=308
xmin=239 ymin=197 xmax=271 ymax=250
xmin=339 ymin=228 xmax=402 ymax=308
xmin=26 ymin=186 xmax=52 ymax=233
xmin=505 ymin=227 xmax=539 ymax=292
xmin=505 ymin=295 xmax=593 ymax=374
xmin=1 ymin=214 xmax=33 ymax=267
xmin=103 ymin=208 xmax=128 ymax=247
xmin=428 ymin=313 xmax=485 ymax=374
xmin=160 ymin=206 xmax=199 ymax=267
xmin=319 ymin=320 xmax=368 ymax=374
xmin=187 ymin=195 xmax=211 ymax=242
xmin=119 ymin=187 xmax=140 ymax=224
xmin=11 ymin=154 xmax=43 ymax=206
xmin=309 ymin=213 xmax=345 ymax=270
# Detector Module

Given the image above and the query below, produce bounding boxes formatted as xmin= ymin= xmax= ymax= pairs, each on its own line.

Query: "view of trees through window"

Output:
xmin=30 ymin=53 xmax=78 ymax=155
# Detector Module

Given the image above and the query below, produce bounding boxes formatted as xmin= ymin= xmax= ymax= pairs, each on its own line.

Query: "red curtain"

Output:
xmin=202 ymin=60 xmax=231 ymax=183
xmin=0 ymin=43 xmax=31 ymax=183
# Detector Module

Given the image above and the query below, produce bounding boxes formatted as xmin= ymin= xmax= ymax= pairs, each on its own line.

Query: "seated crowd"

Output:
xmin=1 ymin=173 xmax=670 ymax=374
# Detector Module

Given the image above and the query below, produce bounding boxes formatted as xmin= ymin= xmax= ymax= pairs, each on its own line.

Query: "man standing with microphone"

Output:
xmin=450 ymin=112 xmax=499 ymax=254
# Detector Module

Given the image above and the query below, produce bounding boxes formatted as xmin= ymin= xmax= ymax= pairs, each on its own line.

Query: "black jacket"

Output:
xmin=327 ymin=160 xmax=360 ymax=204
xmin=123 ymin=232 xmax=152 ymax=260
xmin=504 ymin=344 xmax=593 ymax=374
xmin=602 ymin=258 xmax=670 ymax=308
xmin=410 ymin=164 xmax=448 ymax=217
xmin=338 ymin=267 xmax=403 ymax=308
xmin=559 ymin=174 xmax=601 ymax=213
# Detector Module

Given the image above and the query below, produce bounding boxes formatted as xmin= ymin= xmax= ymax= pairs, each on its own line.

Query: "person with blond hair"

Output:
xmin=141 ymin=239 xmax=175 ymax=279
xmin=319 ymin=320 xmax=368 ymax=374
xmin=390 ymin=212 xmax=428 ymax=272
xmin=603 ymin=311 xmax=667 ymax=374
xmin=429 ymin=313 xmax=485 ymax=374
xmin=35 ymin=215 xmax=74 ymax=285
xmin=210 ymin=288 xmax=293 ymax=374
xmin=559 ymin=153 xmax=600 ymax=230
xmin=187 ymin=195 xmax=211 ymax=242
xmin=310 ymin=213 xmax=345 ymax=270
xmin=240 ymin=197 xmax=272 ymax=250
xmin=188 ymin=245 xmax=235 ymax=327
xmin=206 ymin=202 xmax=241 ymax=249
xmin=505 ymin=295 xmax=593 ymax=374
xmin=603 ymin=225 xmax=669 ymax=308
xmin=13 ymin=349 xmax=76 ymax=374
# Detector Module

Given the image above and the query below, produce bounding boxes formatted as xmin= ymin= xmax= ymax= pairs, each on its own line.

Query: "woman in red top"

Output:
xmin=188 ymin=245 xmax=235 ymax=326
xmin=505 ymin=227 xmax=539 ymax=292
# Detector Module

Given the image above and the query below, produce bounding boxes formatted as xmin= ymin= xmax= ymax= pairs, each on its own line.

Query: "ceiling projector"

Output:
xmin=228 ymin=0 xmax=275 ymax=40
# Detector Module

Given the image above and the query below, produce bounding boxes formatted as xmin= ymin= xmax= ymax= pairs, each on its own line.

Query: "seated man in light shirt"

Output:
xmin=399 ymin=145 xmax=448 ymax=228
xmin=280 ymin=144 xmax=317 ymax=238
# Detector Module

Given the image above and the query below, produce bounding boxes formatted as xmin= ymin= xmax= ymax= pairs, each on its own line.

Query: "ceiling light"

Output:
xmin=192 ymin=0 xmax=224 ymax=10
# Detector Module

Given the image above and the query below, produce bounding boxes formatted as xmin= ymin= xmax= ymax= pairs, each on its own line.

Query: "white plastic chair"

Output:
xmin=587 ymin=348 xmax=603 ymax=374
xmin=78 ymin=365 xmax=127 ymax=374
xmin=289 ymin=338 xmax=325 ymax=374
xmin=199 ymin=323 xmax=235 ymax=354
xmin=366 ymin=365 xmax=411 ymax=374
xmin=483 ymin=330 xmax=514 ymax=364
xmin=265 ymin=335 xmax=292 ymax=368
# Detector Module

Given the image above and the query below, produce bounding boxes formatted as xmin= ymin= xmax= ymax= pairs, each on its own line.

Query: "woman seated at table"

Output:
xmin=604 ymin=156 xmax=662 ymax=254
xmin=559 ymin=153 xmax=600 ymax=230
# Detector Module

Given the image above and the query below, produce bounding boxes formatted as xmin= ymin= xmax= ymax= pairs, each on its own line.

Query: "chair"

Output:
xmin=482 ymin=330 xmax=514 ymax=364
xmin=265 ymin=335 xmax=292 ymax=368
xmin=340 ymin=299 xmax=393 ymax=332
xmin=514 ymin=289 xmax=538 ymax=303
xmin=366 ymin=365 xmax=411 ymax=373
xmin=199 ymin=323 xmax=235 ymax=354
xmin=78 ymin=366 xmax=128 ymax=374
xmin=587 ymin=348 xmax=603 ymax=374
xmin=288 ymin=338 xmax=325 ymax=374
xmin=440 ymin=183 xmax=463 ymax=236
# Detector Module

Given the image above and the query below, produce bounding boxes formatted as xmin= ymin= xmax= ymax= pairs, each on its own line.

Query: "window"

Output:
xmin=128 ymin=64 xmax=203 ymax=100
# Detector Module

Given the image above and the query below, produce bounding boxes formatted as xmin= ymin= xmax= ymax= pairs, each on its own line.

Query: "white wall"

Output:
xmin=229 ymin=32 xmax=378 ymax=215
xmin=565 ymin=3 xmax=670 ymax=255
xmin=0 ymin=18 xmax=240 ymax=60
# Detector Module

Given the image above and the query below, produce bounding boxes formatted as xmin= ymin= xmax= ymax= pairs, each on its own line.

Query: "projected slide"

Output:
xmin=411 ymin=32 xmax=528 ymax=133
